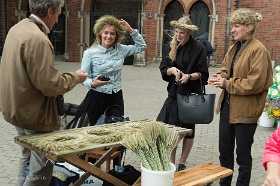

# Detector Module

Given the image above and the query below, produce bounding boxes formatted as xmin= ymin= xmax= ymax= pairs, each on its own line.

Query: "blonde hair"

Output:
xmin=169 ymin=16 xmax=195 ymax=62
xmin=230 ymin=8 xmax=263 ymax=35
xmin=92 ymin=15 xmax=126 ymax=47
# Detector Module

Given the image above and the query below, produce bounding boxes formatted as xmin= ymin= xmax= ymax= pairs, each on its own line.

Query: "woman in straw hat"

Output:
xmin=78 ymin=15 xmax=146 ymax=126
xmin=157 ymin=15 xmax=209 ymax=171
xmin=67 ymin=15 xmax=146 ymax=167
xmin=208 ymin=8 xmax=273 ymax=185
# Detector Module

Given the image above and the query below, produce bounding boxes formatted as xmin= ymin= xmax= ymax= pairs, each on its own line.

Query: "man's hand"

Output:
xmin=75 ymin=69 xmax=88 ymax=83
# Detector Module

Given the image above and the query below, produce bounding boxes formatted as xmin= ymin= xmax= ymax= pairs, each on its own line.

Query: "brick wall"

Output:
xmin=142 ymin=0 xmax=160 ymax=61
xmin=2 ymin=0 xmax=280 ymax=64
xmin=238 ymin=0 xmax=280 ymax=63
xmin=6 ymin=1 xmax=17 ymax=34
xmin=209 ymin=0 xmax=280 ymax=64
xmin=66 ymin=0 xmax=84 ymax=62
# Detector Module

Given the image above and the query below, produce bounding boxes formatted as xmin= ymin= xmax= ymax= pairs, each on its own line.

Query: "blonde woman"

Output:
xmin=208 ymin=8 xmax=273 ymax=185
xmin=79 ymin=15 xmax=146 ymax=126
xmin=157 ymin=15 xmax=209 ymax=171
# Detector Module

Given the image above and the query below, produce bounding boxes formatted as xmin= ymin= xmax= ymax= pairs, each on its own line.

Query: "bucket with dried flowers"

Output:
xmin=121 ymin=120 xmax=179 ymax=186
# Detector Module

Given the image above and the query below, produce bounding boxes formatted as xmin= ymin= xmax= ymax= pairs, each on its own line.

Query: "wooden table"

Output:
xmin=14 ymin=120 xmax=192 ymax=186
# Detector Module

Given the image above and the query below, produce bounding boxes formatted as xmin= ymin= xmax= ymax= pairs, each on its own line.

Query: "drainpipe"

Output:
xmin=79 ymin=0 xmax=85 ymax=62
xmin=154 ymin=0 xmax=163 ymax=61
xmin=159 ymin=14 xmax=164 ymax=58
xmin=64 ymin=10 xmax=69 ymax=60
xmin=155 ymin=13 xmax=160 ymax=61
xmin=210 ymin=0 xmax=217 ymax=47
xmin=225 ymin=0 xmax=232 ymax=55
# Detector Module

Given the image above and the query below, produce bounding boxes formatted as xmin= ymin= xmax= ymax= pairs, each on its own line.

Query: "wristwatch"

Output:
xmin=189 ymin=74 xmax=192 ymax=80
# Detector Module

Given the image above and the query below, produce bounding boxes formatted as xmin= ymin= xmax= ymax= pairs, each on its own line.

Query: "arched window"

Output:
xmin=162 ymin=1 xmax=184 ymax=53
xmin=189 ymin=1 xmax=210 ymax=39
xmin=90 ymin=0 xmax=143 ymax=65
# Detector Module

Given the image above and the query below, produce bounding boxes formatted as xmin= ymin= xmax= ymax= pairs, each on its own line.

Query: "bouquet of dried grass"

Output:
xmin=121 ymin=120 xmax=179 ymax=171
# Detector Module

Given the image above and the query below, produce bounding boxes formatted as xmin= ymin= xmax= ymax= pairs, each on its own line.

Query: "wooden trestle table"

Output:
xmin=14 ymin=120 xmax=192 ymax=186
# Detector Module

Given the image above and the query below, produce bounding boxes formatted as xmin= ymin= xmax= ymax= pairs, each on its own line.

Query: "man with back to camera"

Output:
xmin=0 ymin=0 xmax=88 ymax=185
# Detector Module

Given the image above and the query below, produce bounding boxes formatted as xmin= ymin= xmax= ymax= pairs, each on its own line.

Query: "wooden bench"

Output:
xmin=134 ymin=163 xmax=233 ymax=186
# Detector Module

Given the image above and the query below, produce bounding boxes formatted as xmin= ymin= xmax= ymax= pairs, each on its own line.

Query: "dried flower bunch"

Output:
xmin=265 ymin=99 xmax=280 ymax=120
xmin=121 ymin=120 xmax=179 ymax=171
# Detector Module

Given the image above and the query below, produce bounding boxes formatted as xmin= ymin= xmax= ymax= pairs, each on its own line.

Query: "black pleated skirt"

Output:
xmin=67 ymin=89 xmax=124 ymax=128
xmin=157 ymin=95 xmax=195 ymax=138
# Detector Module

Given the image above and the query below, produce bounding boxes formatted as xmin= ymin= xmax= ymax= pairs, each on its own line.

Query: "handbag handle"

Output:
xmin=185 ymin=77 xmax=206 ymax=103
xmin=103 ymin=105 xmax=123 ymax=116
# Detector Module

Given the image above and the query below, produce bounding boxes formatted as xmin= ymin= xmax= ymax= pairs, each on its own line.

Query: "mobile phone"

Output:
xmin=175 ymin=72 xmax=182 ymax=83
xmin=98 ymin=75 xmax=110 ymax=81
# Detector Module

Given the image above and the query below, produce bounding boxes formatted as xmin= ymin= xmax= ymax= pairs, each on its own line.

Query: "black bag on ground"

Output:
xmin=96 ymin=105 xmax=129 ymax=125
xmin=177 ymin=78 xmax=216 ymax=124
xmin=102 ymin=164 xmax=141 ymax=186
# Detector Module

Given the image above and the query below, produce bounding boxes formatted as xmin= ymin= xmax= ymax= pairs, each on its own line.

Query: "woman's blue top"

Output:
xmin=81 ymin=29 xmax=147 ymax=94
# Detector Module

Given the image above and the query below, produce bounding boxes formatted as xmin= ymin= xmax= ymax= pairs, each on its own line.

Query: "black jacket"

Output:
xmin=159 ymin=36 xmax=209 ymax=97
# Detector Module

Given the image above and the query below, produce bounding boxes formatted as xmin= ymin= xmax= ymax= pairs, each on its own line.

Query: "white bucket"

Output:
xmin=141 ymin=162 xmax=176 ymax=186
xmin=259 ymin=112 xmax=274 ymax=127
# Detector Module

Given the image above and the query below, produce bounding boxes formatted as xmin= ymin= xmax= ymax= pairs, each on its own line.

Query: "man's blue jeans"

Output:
xmin=16 ymin=127 xmax=53 ymax=186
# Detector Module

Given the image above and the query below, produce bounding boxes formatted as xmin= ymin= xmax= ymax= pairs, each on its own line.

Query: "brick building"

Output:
xmin=0 ymin=0 xmax=279 ymax=65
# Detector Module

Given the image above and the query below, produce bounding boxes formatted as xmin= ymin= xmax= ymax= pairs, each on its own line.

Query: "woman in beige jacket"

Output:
xmin=208 ymin=8 xmax=273 ymax=186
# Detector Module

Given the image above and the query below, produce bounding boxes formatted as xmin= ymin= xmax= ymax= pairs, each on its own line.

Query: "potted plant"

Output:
xmin=259 ymin=65 xmax=280 ymax=127
xmin=260 ymin=101 xmax=275 ymax=127
xmin=265 ymin=98 xmax=280 ymax=127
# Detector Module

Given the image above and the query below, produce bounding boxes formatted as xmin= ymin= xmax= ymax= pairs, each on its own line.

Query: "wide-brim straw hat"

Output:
xmin=170 ymin=16 xmax=198 ymax=31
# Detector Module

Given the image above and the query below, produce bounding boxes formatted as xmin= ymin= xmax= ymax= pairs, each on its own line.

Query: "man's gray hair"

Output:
xmin=29 ymin=0 xmax=64 ymax=17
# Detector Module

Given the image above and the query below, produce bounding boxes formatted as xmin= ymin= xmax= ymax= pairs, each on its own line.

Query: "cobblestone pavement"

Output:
xmin=0 ymin=61 xmax=276 ymax=186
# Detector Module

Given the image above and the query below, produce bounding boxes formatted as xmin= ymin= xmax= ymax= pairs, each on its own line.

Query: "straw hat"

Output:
xmin=170 ymin=16 xmax=198 ymax=31
xmin=93 ymin=15 xmax=125 ymax=35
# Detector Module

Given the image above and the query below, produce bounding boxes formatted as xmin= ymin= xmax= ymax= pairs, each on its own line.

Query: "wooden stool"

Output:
xmin=85 ymin=149 xmax=123 ymax=172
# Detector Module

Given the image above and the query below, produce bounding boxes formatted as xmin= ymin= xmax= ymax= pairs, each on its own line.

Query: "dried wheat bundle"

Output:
xmin=125 ymin=120 xmax=146 ymax=128
xmin=85 ymin=127 xmax=113 ymax=135
xmin=156 ymin=124 xmax=179 ymax=170
xmin=122 ymin=133 xmax=153 ymax=169
xmin=36 ymin=134 xmax=86 ymax=152
xmin=88 ymin=132 xmax=123 ymax=144
xmin=121 ymin=120 xmax=179 ymax=171
xmin=140 ymin=121 xmax=164 ymax=170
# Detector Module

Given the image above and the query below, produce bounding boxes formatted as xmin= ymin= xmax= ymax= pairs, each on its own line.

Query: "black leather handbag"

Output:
xmin=96 ymin=105 xmax=129 ymax=125
xmin=177 ymin=78 xmax=216 ymax=124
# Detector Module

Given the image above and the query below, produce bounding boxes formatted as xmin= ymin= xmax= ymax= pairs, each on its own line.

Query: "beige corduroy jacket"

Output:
xmin=216 ymin=36 xmax=273 ymax=124
xmin=0 ymin=17 xmax=80 ymax=132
